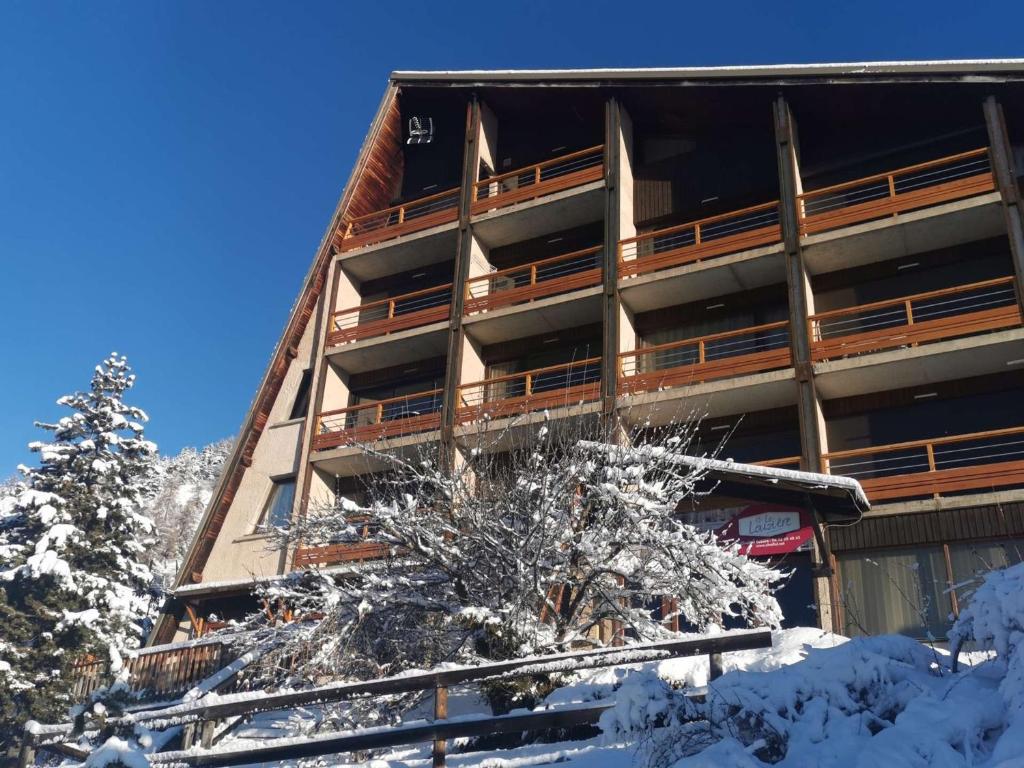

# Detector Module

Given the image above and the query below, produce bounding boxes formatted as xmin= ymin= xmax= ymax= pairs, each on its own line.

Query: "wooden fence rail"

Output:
xmin=798 ymin=147 xmax=995 ymax=235
xmin=471 ymin=145 xmax=605 ymax=214
xmin=618 ymin=201 xmax=781 ymax=279
xmin=823 ymin=425 xmax=1024 ymax=501
xmin=464 ymin=246 xmax=603 ymax=314
xmin=45 ymin=631 xmax=770 ymax=768
xmin=313 ymin=389 xmax=444 ymax=450
xmin=329 ymin=283 xmax=453 ymax=346
xmin=809 ymin=276 xmax=1021 ymax=361
xmin=335 ymin=187 xmax=460 ymax=252
xmin=619 ymin=321 xmax=791 ymax=395
xmin=457 ymin=358 xmax=602 ymax=423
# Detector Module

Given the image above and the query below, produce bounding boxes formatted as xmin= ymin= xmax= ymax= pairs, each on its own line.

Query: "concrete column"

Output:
xmin=775 ymin=95 xmax=836 ymax=632
xmin=983 ymin=96 xmax=1024 ymax=309
xmin=441 ymin=98 xmax=483 ymax=442
xmin=601 ymin=98 xmax=634 ymax=422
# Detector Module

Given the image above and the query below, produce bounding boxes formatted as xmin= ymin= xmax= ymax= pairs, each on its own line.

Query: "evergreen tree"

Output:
xmin=0 ymin=354 xmax=157 ymax=750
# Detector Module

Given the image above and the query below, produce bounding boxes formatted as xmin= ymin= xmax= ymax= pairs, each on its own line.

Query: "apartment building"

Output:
xmin=153 ymin=61 xmax=1024 ymax=646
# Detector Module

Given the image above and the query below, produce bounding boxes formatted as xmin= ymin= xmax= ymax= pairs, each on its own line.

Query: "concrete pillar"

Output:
xmin=984 ymin=97 xmax=1024 ymax=309
xmin=601 ymin=98 xmax=634 ymax=420
xmin=441 ymin=98 xmax=483 ymax=441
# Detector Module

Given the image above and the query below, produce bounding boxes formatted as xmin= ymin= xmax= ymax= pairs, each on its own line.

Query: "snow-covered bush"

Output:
xmin=235 ymin=418 xmax=783 ymax=723
xmin=0 ymin=354 xmax=158 ymax=749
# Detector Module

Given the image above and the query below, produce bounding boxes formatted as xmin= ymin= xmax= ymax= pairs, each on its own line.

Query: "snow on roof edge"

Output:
xmin=391 ymin=59 xmax=1024 ymax=82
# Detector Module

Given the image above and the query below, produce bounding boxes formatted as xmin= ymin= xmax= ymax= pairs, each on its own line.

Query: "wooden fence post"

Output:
xmin=708 ymin=652 xmax=725 ymax=681
xmin=16 ymin=731 xmax=36 ymax=768
xmin=432 ymin=685 xmax=448 ymax=768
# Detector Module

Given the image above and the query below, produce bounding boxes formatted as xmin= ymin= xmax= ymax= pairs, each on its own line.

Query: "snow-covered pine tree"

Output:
xmin=235 ymin=417 xmax=783 ymax=721
xmin=0 ymin=353 xmax=157 ymax=750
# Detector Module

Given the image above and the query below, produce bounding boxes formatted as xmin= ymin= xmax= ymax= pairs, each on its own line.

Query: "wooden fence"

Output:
xmin=35 ymin=630 xmax=771 ymax=768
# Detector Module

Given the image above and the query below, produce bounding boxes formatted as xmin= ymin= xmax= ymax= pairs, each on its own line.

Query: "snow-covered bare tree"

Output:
xmin=0 ymin=353 xmax=158 ymax=749
xmin=236 ymin=417 xmax=783 ymax=718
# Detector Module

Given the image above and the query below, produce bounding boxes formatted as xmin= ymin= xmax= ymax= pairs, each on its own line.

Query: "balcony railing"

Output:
xmin=754 ymin=456 xmax=803 ymax=470
xmin=71 ymin=639 xmax=229 ymax=702
xmin=328 ymin=283 xmax=453 ymax=346
xmin=464 ymin=246 xmax=603 ymax=315
xmin=618 ymin=202 xmax=782 ymax=279
xmin=313 ymin=389 xmax=443 ymax=450
xmin=457 ymin=358 xmax=602 ymax=423
xmin=798 ymin=148 xmax=996 ymax=236
xmin=823 ymin=426 xmax=1024 ymax=502
xmin=619 ymin=321 xmax=791 ymax=396
xmin=810 ymin=277 xmax=1022 ymax=361
xmin=471 ymin=146 xmax=605 ymax=215
xmin=335 ymin=187 xmax=461 ymax=252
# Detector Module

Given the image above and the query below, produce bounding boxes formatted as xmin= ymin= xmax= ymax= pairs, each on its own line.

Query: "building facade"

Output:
xmin=154 ymin=61 xmax=1024 ymax=646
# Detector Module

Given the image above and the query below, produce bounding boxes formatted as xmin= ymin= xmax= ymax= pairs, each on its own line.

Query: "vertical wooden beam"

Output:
xmin=774 ymin=95 xmax=822 ymax=473
xmin=432 ymin=685 xmax=449 ymax=768
xmin=775 ymin=95 xmax=835 ymax=633
xmin=601 ymin=98 xmax=623 ymax=427
xmin=984 ymin=96 xmax=1024 ymax=308
xmin=440 ymin=97 xmax=482 ymax=448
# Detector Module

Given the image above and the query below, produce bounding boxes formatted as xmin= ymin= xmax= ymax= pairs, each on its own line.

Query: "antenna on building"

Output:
xmin=407 ymin=117 xmax=434 ymax=144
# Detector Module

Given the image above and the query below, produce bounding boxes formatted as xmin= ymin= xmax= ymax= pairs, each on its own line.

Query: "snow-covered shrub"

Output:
xmin=235 ymin=417 xmax=784 ymax=724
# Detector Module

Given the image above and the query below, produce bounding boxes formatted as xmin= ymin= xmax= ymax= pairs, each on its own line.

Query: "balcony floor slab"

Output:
xmin=471 ymin=181 xmax=605 ymax=249
xmin=463 ymin=286 xmax=603 ymax=345
xmin=325 ymin=323 xmax=449 ymax=374
xmin=802 ymin=192 xmax=1003 ymax=276
xmin=310 ymin=430 xmax=442 ymax=476
xmin=618 ymin=243 xmax=786 ymax=314
xmin=336 ymin=224 xmax=459 ymax=282
xmin=618 ymin=368 xmax=797 ymax=426
xmin=862 ymin=487 xmax=1024 ymax=518
xmin=814 ymin=327 xmax=1024 ymax=400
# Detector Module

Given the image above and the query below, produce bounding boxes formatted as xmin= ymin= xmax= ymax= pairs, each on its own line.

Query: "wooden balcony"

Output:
xmin=471 ymin=146 xmax=605 ymax=215
xmin=619 ymin=321 xmax=792 ymax=396
xmin=457 ymin=358 xmax=601 ymax=423
xmin=810 ymin=277 xmax=1022 ymax=361
xmin=335 ymin=187 xmax=460 ymax=252
xmin=823 ymin=426 xmax=1024 ymax=502
xmin=464 ymin=246 xmax=602 ymax=315
xmin=293 ymin=541 xmax=389 ymax=568
xmin=312 ymin=389 xmax=443 ymax=450
xmin=71 ymin=640 xmax=229 ymax=702
xmin=328 ymin=283 xmax=453 ymax=346
xmin=798 ymin=148 xmax=996 ymax=236
xmin=618 ymin=202 xmax=782 ymax=279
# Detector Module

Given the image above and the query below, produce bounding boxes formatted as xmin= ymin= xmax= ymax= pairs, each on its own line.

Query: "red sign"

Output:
xmin=716 ymin=504 xmax=814 ymax=557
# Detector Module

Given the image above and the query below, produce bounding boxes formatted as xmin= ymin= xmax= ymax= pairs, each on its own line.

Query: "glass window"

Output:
xmin=837 ymin=546 xmax=951 ymax=640
xmin=258 ymin=479 xmax=296 ymax=531
xmin=949 ymin=538 xmax=1024 ymax=611
xmin=289 ymin=371 xmax=312 ymax=420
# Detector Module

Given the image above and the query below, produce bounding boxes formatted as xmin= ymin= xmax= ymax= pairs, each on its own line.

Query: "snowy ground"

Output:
xmin=205 ymin=627 xmax=1010 ymax=768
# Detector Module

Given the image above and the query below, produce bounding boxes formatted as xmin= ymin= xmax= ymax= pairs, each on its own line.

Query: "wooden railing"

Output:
xmin=70 ymin=639 xmax=230 ymax=703
xmin=810 ymin=277 xmax=1022 ymax=361
xmin=457 ymin=358 xmax=601 ymax=423
xmin=823 ymin=426 xmax=1024 ymax=502
xmin=471 ymin=145 xmax=605 ymax=215
xmin=313 ymin=389 xmax=443 ymax=450
xmin=619 ymin=321 xmax=791 ymax=395
xmin=335 ymin=187 xmax=461 ymax=252
xmin=46 ymin=632 xmax=770 ymax=768
xmin=798 ymin=148 xmax=996 ymax=236
xmin=754 ymin=456 xmax=802 ymax=470
xmin=328 ymin=283 xmax=453 ymax=346
xmin=618 ymin=202 xmax=781 ymax=279
xmin=464 ymin=246 xmax=603 ymax=314
xmin=293 ymin=516 xmax=389 ymax=568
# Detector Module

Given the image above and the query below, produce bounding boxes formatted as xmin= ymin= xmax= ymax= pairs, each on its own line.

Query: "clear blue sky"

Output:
xmin=1 ymin=0 xmax=1021 ymax=475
